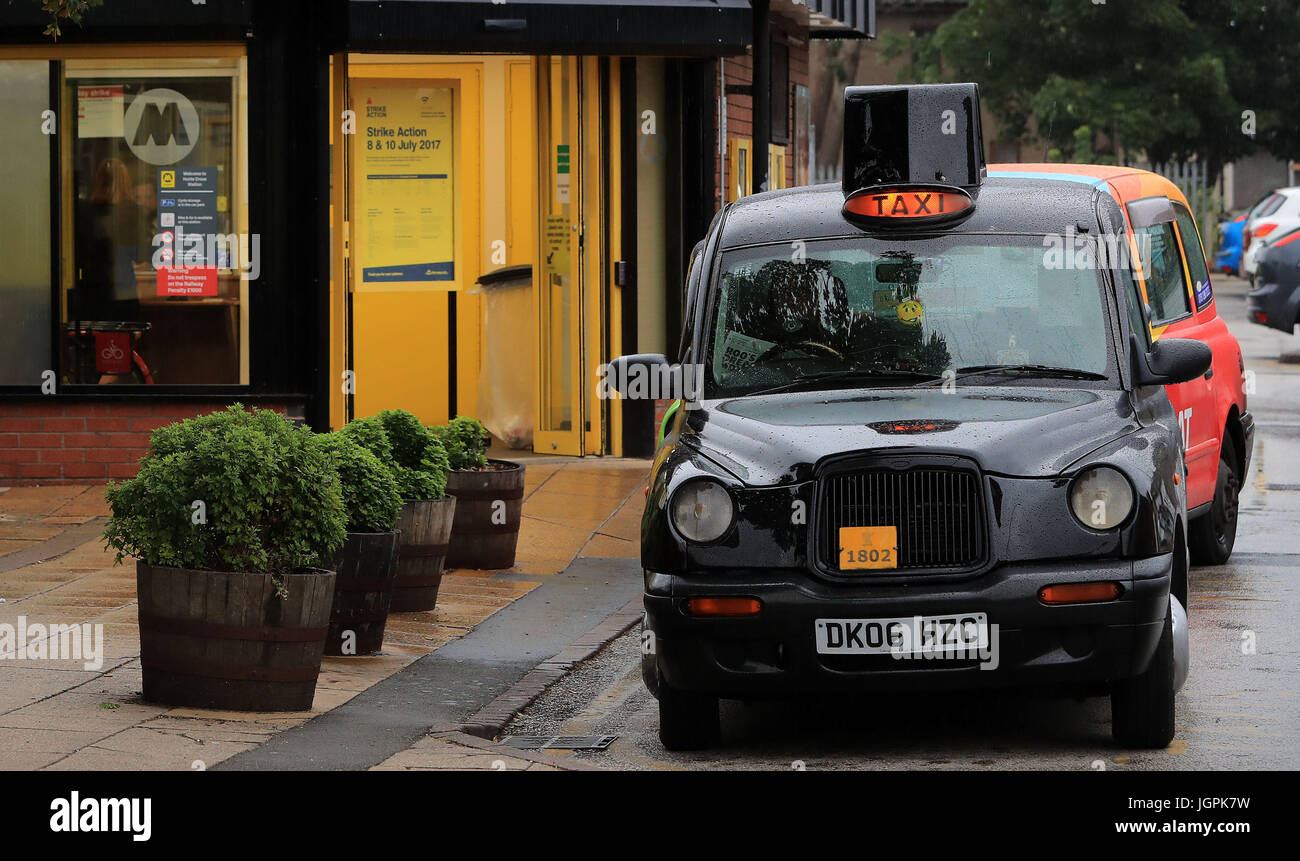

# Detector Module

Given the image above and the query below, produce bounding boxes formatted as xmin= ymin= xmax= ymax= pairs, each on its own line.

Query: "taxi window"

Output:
xmin=1133 ymin=222 xmax=1191 ymax=324
xmin=1173 ymin=205 xmax=1213 ymax=310
xmin=1119 ymin=264 xmax=1150 ymax=348
xmin=707 ymin=234 xmax=1116 ymax=396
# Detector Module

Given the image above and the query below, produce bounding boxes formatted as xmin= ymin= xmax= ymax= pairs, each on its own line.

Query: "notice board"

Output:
xmin=354 ymin=85 xmax=456 ymax=286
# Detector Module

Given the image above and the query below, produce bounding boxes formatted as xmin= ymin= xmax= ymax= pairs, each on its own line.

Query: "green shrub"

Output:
xmin=338 ymin=415 xmax=395 ymax=464
xmin=316 ymin=433 xmax=402 ymax=533
xmin=375 ymin=409 xmax=450 ymax=500
xmin=434 ymin=416 xmax=490 ymax=471
xmin=103 ymin=405 xmax=347 ymax=575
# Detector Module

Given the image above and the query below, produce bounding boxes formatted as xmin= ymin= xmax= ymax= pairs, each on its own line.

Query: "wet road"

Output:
xmin=504 ymin=277 xmax=1300 ymax=770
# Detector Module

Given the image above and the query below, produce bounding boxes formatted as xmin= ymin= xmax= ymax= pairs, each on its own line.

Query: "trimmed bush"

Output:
xmin=338 ymin=415 xmax=395 ymax=464
xmin=316 ymin=432 xmax=403 ymax=533
xmin=434 ymin=416 xmax=490 ymax=471
xmin=103 ymin=405 xmax=347 ymax=575
xmin=374 ymin=409 xmax=450 ymax=500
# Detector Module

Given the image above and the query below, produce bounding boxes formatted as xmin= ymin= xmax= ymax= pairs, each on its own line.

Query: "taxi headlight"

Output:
xmin=671 ymin=479 xmax=734 ymax=543
xmin=1069 ymin=466 xmax=1135 ymax=530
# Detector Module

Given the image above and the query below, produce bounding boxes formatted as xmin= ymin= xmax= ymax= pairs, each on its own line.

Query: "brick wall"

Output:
xmin=0 ymin=401 xmax=291 ymax=485
xmin=714 ymin=19 xmax=811 ymax=207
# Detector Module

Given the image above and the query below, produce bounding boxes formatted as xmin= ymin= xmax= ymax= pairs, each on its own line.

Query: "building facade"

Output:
xmin=0 ymin=0 xmax=871 ymax=483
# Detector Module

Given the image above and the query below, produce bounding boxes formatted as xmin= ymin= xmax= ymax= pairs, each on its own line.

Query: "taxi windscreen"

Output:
xmin=707 ymin=234 xmax=1116 ymax=396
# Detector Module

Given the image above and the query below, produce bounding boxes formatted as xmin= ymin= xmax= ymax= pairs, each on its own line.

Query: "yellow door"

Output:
xmin=534 ymin=57 xmax=583 ymax=455
xmin=533 ymin=56 xmax=615 ymax=455
xmin=345 ymin=64 xmax=481 ymax=426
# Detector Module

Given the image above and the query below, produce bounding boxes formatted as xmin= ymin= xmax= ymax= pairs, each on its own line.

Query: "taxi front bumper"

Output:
xmin=644 ymin=554 xmax=1171 ymax=697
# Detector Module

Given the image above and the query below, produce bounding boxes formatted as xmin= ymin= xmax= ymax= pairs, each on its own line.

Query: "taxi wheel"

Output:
xmin=1189 ymin=444 xmax=1240 ymax=566
xmin=657 ymin=683 xmax=720 ymax=751
xmin=1110 ymin=608 xmax=1175 ymax=749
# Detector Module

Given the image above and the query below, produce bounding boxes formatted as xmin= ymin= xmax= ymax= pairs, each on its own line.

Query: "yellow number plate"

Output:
xmin=838 ymin=526 xmax=898 ymax=571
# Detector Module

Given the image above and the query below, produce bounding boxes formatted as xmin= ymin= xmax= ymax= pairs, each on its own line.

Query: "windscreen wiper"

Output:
xmin=748 ymin=368 xmax=943 ymax=397
xmin=913 ymin=364 xmax=1108 ymax=387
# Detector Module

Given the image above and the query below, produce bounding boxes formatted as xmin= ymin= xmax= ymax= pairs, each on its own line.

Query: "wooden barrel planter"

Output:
xmin=136 ymin=563 xmax=334 ymax=712
xmin=389 ymin=497 xmax=456 ymax=612
xmin=446 ymin=459 xmax=526 ymax=570
xmin=325 ymin=530 xmax=400 ymax=656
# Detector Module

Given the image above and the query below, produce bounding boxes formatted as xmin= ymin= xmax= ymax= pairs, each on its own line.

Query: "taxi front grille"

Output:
xmin=818 ymin=467 xmax=987 ymax=573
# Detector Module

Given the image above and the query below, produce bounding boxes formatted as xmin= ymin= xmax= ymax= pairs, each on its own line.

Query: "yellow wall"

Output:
xmin=337 ymin=56 xmax=540 ymax=429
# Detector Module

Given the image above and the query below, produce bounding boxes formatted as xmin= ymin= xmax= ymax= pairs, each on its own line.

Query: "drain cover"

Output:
xmin=1266 ymin=484 xmax=1300 ymax=491
xmin=500 ymin=735 xmax=618 ymax=751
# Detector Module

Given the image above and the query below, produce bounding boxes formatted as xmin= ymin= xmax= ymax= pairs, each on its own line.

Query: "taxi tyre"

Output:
xmin=1189 ymin=437 xmax=1240 ymax=566
xmin=657 ymin=681 xmax=720 ymax=751
xmin=1110 ymin=603 xmax=1175 ymax=749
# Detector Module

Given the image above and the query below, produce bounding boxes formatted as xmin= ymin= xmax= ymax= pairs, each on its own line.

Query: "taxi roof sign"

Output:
xmin=842 ymin=184 xmax=974 ymax=227
xmin=842 ymin=83 xmax=986 ymax=196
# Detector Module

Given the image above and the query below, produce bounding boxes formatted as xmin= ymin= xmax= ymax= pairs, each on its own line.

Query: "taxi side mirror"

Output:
xmin=603 ymin=353 xmax=671 ymax=398
xmin=1131 ymin=335 xmax=1212 ymax=386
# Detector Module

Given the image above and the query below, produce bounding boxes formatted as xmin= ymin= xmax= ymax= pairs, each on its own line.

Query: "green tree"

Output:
xmin=883 ymin=0 xmax=1298 ymax=179
xmin=10 ymin=0 xmax=104 ymax=38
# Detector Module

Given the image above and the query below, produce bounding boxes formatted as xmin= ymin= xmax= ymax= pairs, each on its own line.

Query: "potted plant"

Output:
xmin=103 ymin=405 xmax=346 ymax=712
xmin=342 ymin=410 xmax=454 ymax=612
xmin=436 ymin=416 xmax=526 ymax=570
xmin=315 ymin=431 xmax=403 ymax=656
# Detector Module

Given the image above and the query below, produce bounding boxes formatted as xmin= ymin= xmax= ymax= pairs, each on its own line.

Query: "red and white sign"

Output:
xmin=156 ymin=266 xmax=218 ymax=297
xmin=93 ymin=331 xmax=132 ymax=375
xmin=77 ymin=85 xmax=124 ymax=139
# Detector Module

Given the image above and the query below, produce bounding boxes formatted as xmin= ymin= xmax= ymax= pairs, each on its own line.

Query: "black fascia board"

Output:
xmin=345 ymin=0 xmax=752 ymax=56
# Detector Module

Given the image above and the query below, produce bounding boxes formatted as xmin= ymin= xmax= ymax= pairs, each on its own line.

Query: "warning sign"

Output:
xmin=544 ymin=215 xmax=571 ymax=276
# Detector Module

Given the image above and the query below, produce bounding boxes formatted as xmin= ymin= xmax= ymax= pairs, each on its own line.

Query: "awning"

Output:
xmin=346 ymin=0 xmax=753 ymax=55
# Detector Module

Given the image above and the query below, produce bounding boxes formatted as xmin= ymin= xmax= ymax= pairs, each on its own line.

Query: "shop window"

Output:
xmin=60 ymin=59 xmax=247 ymax=386
xmin=0 ymin=61 xmax=52 ymax=386
xmin=768 ymin=144 xmax=787 ymax=191
xmin=727 ymin=138 xmax=752 ymax=202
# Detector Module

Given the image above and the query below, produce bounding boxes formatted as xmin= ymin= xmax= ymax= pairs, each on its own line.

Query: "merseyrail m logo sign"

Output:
xmin=123 ymin=88 xmax=200 ymax=165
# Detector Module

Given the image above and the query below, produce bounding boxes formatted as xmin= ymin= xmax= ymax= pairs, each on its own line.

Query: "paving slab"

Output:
xmin=216 ymin=555 xmax=642 ymax=771
xmin=0 ymin=461 xmax=651 ymax=771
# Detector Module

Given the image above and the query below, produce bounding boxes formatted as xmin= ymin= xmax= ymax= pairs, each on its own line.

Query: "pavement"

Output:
xmin=0 ymin=454 xmax=651 ymax=772
xmin=499 ymin=277 xmax=1300 ymax=771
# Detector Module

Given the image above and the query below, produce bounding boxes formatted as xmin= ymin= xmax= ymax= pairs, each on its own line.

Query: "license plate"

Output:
xmin=838 ymin=525 xmax=897 ymax=570
xmin=815 ymin=612 xmax=989 ymax=656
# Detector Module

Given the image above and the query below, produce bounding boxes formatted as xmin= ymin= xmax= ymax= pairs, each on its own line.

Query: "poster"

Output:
xmin=76 ymin=85 xmax=124 ymax=139
xmin=156 ymin=167 xmax=219 ymax=297
xmin=544 ymin=215 xmax=571 ymax=276
xmin=356 ymin=86 xmax=455 ymax=284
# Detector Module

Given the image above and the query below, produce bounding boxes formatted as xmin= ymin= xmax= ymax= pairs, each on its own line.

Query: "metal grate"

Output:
xmin=818 ymin=466 xmax=986 ymax=572
xmin=499 ymin=735 xmax=618 ymax=751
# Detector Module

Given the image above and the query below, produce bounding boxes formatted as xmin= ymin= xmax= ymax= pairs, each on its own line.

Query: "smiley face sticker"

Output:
xmin=896 ymin=299 xmax=924 ymax=325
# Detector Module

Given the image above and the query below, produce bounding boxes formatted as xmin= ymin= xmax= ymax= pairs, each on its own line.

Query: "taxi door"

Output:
xmin=1126 ymin=196 xmax=1220 ymax=509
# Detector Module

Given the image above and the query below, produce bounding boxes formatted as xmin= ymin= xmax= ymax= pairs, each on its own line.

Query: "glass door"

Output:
xmin=533 ymin=56 xmax=584 ymax=455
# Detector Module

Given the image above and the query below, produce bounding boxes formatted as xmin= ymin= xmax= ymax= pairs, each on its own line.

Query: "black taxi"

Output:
xmin=609 ymin=84 xmax=1213 ymax=751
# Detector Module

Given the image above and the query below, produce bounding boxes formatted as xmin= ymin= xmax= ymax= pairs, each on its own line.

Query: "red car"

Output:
xmin=988 ymin=165 xmax=1253 ymax=564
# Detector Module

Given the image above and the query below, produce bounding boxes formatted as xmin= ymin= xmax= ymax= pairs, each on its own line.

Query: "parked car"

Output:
xmin=618 ymin=83 xmax=1254 ymax=753
xmin=1214 ymin=212 xmax=1246 ymax=275
xmin=1242 ymin=187 xmax=1300 ymax=281
xmin=1247 ymin=226 xmax=1300 ymax=332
